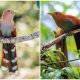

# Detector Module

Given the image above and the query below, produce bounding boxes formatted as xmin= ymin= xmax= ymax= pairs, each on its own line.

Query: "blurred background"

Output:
xmin=41 ymin=1 xmax=80 ymax=78
xmin=0 ymin=1 xmax=39 ymax=79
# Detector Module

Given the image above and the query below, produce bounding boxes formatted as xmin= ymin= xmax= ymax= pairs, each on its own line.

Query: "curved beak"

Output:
xmin=48 ymin=11 xmax=54 ymax=15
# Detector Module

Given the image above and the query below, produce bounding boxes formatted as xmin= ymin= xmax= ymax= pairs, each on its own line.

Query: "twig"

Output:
xmin=0 ymin=31 xmax=39 ymax=43
xmin=41 ymin=58 xmax=80 ymax=66
xmin=41 ymin=29 xmax=80 ymax=51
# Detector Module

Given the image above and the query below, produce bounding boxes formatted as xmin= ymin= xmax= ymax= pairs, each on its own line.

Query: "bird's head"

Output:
xmin=48 ymin=11 xmax=65 ymax=21
xmin=2 ymin=9 xmax=15 ymax=20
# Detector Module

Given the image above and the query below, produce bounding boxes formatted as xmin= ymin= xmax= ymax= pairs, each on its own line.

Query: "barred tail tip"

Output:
xmin=1 ymin=66 xmax=8 ymax=71
xmin=10 ymin=70 xmax=19 ymax=76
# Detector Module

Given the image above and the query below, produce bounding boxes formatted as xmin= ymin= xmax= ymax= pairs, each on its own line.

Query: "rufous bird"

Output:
xmin=0 ymin=9 xmax=18 ymax=73
xmin=48 ymin=11 xmax=80 ymax=67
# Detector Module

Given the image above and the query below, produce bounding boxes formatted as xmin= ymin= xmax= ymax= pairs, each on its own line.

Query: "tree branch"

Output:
xmin=0 ymin=31 xmax=39 ymax=43
xmin=41 ymin=29 xmax=80 ymax=51
xmin=41 ymin=58 xmax=80 ymax=66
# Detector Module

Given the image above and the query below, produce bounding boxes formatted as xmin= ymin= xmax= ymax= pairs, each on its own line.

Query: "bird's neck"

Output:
xmin=3 ymin=18 xmax=14 ymax=24
xmin=2 ymin=14 xmax=14 ymax=23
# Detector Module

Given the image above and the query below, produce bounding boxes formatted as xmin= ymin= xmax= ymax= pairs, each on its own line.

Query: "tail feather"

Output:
xmin=74 ymin=32 xmax=80 ymax=50
xmin=9 ymin=44 xmax=18 ymax=72
xmin=1 ymin=43 xmax=18 ymax=73
xmin=74 ymin=25 xmax=80 ymax=50
xmin=1 ymin=44 xmax=9 ymax=71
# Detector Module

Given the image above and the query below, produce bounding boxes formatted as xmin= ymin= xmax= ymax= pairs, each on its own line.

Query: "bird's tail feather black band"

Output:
xmin=1 ymin=43 xmax=18 ymax=73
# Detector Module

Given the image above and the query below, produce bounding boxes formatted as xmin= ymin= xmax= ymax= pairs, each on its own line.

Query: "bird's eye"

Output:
xmin=55 ymin=12 xmax=59 ymax=15
xmin=7 ymin=10 xmax=11 ymax=12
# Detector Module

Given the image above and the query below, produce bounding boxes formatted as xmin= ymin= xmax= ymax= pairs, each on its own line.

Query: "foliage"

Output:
xmin=41 ymin=49 xmax=80 ymax=79
xmin=41 ymin=66 xmax=79 ymax=79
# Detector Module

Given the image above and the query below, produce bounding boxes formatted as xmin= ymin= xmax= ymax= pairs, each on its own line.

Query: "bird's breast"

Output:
xmin=1 ymin=23 xmax=14 ymax=37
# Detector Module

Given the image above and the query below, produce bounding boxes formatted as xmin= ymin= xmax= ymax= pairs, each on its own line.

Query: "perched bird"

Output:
xmin=48 ymin=11 xmax=80 ymax=67
xmin=0 ymin=9 xmax=18 ymax=73
xmin=48 ymin=11 xmax=80 ymax=32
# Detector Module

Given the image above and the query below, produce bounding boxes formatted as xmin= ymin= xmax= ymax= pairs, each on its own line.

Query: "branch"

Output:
xmin=41 ymin=29 xmax=80 ymax=51
xmin=41 ymin=58 xmax=80 ymax=66
xmin=0 ymin=31 xmax=39 ymax=43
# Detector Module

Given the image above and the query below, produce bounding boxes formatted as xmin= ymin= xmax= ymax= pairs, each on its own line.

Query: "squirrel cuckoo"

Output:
xmin=0 ymin=9 xmax=18 ymax=73
xmin=48 ymin=11 xmax=80 ymax=67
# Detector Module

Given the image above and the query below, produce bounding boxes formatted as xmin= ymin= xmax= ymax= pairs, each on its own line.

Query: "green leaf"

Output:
xmin=61 ymin=67 xmax=75 ymax=78
xmin=48 ymin=72 xmax=55 ymax=79
xmin=54 ymin=70 xmax=63 ymax=79
xmin=48 ymin=67 xmax=54 ymax=72
xmin=41 ymin=69 xmax=48 ymax=79
xmin=45 ymin=50 xmax=60 ymax=62
xmin=72 ymin=67 xmax=80 ymax=79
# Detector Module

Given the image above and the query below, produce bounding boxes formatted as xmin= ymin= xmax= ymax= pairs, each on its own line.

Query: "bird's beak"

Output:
xmin=48 ymin=11 xmax=54 ymax=15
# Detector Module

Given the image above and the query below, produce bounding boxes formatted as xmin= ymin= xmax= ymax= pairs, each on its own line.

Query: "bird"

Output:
xmin=0 ymin=9 xmax=18 ymax=73
xmin=48 ymin=11 xmax=80 ymax=32
xmin=48 ymin=11 xmax=80 ymax=67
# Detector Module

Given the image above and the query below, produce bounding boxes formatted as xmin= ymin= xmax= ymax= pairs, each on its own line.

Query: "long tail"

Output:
xmin=74 ymin=32 xmax=80 ymax=50
xmin=1 ymin=43 xmax=18 ymax=73
xmin=73 ymin=24 xmax=80 ymax=50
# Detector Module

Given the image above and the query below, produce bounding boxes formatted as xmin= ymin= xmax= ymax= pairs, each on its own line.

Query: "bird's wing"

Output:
xmin=11 ymin=24 xmax=16 ymax=37
xmin=65 ymin=18 xmax=80 ymax=50
xmin=0 ymin=19 xmax=2 ymax=36
xmin=64 ymin=18 xmax=76 ymax=27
